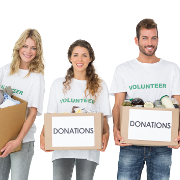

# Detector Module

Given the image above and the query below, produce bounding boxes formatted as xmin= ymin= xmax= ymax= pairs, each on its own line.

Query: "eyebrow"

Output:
xmin=24 ymin=44 xmax=37 ymax=47
xmin=142 ymin=36 xmax=158 ymax=38
xmin=73 ymin=53 xmax=88 ymax=55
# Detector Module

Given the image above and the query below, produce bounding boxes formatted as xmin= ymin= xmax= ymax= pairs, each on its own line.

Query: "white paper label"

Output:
xmin=52 ymin=116 xmax=94 ymax=147
xmin=128 ymin=109 xmax=172 ymax=142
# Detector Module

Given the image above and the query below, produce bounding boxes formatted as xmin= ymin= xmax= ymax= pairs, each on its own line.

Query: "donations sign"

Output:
xmin=128 ymin=109 xmax=172 ymax=142
xmin=52 ymin=116 xmax=95 ymax=147
xmin=44 ymin=113 xmax=103 ymax=150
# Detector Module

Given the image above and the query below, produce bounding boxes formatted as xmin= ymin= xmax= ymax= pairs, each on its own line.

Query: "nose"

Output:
xmin=78 ymin=55 xmax=83 ymax=62
xmin=148 ymin=39 xmax=152 ymax=46
xmin=26 ymin=47 xmax=31 ymax=54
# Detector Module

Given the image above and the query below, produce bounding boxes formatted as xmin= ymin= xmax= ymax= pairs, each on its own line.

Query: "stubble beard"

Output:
xmin=139 ymin=44 xmax=157 ymax=56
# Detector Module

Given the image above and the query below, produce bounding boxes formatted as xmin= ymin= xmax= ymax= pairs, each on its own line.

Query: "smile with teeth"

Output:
xmin=23 ymin=54 xmax=32 ymax=58
xmin=76 ymin=63 xmax=84 ymax=67
xmin=146 ymin=47 xmax=154 ymax=50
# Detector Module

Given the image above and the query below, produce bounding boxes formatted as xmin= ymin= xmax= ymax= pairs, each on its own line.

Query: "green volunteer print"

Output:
xmin=129 ymin=83 xmax=166 ymax=90
xmin=60 ymin=98 xmax=95 ymax=104
xmin=1 ymin=85 xmax=23 ymax=95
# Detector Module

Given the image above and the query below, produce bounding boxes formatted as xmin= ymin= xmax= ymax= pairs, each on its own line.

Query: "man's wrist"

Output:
xmin=113 ymin=126 xmax=120 ymax=132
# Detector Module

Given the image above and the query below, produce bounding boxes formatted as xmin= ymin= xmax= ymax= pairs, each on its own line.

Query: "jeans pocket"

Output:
xmin=27 ymin=142 xmax=34 ymax=156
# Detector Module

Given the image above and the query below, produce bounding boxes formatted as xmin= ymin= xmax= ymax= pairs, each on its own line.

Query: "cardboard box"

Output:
xmin=44 ymin=113 xmax=103 ymax=150
xmin=0 ymin=96 xmax=27 ymax=155
xmin=120 ymin=106 xmax=179 ymax=146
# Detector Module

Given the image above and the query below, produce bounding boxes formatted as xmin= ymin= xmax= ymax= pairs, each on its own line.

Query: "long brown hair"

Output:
xmin=9 ymin=29 xmax=44 ymax=76
xmin=63 ymin=40 xmax=102 ymax=100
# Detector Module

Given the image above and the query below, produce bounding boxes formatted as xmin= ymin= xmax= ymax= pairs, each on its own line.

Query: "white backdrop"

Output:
xmin=0 ymin=0 xmax=180 ymax=179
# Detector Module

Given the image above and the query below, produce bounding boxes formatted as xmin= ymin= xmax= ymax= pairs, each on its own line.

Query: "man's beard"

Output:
xmin=139 ymin=45 xmax=157 ymax=56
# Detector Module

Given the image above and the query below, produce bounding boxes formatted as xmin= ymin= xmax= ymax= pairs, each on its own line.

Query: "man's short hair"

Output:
xmin=136 ymin=19 xmax=158 ymax=40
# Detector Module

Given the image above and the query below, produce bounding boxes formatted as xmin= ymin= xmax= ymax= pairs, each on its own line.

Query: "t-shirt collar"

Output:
xmin=135 ymin=58 xmax=163 ymax=66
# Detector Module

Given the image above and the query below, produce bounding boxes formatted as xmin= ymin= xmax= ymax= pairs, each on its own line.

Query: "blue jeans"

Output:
xmin=0 ymin=142 xmax=34 ymax=180
xmin=117 ymin=145 xmax=172 ymax=180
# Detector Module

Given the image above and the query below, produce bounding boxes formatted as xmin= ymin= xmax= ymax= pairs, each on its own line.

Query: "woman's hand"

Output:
xmin=99 ymin=132 xmax=109 ymax=152
xmin=0 ymin=139 xmax=21 ymax=158
xmin=40 ymin=126 xmax=53 ymax=152
xmin=98 ymin=116 xmax=109 ymax=152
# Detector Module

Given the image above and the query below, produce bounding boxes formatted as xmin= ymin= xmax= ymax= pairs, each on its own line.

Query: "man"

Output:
xmin=110 ymin=19 xmax=180 ymax=180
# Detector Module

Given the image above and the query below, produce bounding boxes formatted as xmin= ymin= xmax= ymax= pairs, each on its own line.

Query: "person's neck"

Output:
xmin=137 ymin=53 xmax=160 ymax=64
xmin=73 ymin=71 xmax=86 ymax=80
xmin=19 ymin=61 xmax=29 ymax=70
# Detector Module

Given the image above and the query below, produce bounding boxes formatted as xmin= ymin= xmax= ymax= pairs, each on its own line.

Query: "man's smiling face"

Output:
xmin=136 ymin=28 xmax=158 ymax=56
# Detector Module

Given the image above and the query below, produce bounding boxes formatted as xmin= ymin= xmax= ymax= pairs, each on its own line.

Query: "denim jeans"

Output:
xmin=117 ymin=145 xmax=172 ymax=180
xmin=53 ymin=158 xmax=97 ymax=180
xmin=0 ymin=142 xmax=34 ymax=180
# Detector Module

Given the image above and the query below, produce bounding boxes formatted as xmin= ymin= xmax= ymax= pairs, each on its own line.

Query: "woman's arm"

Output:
xmin=0 ymin=107 xmax=37 ymax=158
xmin=99 ymin=116 xmax=109 ymax=152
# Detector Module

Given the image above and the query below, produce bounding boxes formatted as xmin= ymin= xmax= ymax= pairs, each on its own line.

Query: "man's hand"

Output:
xmin=114 ymin=128 xmax=132 ymax=147
xmin=168 ymin=130 xmax=180 ymax=149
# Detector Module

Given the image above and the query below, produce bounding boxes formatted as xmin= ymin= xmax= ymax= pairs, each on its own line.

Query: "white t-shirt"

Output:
xmin=0 ymin=64 xmax=45 ymax=143
xmin=47 ymin=77 xmax=111 ymax=164
xmin=110 ymin=59 xmax=180 ymax=101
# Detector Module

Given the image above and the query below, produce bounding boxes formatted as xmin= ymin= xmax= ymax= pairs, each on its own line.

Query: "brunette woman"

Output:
xmin=41 ymin=39 xmax=111 ymax=180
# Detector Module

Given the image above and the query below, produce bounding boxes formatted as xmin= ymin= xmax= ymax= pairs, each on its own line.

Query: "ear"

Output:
xmin=135 ymin=37 xmax=139 ymax=46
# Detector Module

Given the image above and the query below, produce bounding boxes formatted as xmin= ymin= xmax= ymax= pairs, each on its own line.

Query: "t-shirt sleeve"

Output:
xmin=172 ymin=64 xmax=180 ymax=95
xmin=0 ymin=64 xmax=8 ymax=87
xmin=110 ymin=65 xmax=126 ymax=96
xmin=99 ymin=81 xmax=111 ymax=120
xmin=27 ymin=74 xmax=45 ymax=116
xmin=47 ymin=80 xmax=58 ymax=113
xmin=0 ymin=66 xmax=3 ymax=87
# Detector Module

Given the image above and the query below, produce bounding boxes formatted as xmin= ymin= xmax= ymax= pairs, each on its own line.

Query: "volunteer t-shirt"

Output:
xmin=110 ymin=59 xmax=180 ymax=101
xmin=0 ymin=64 xmax=45 ymax=143
xmin=47 ymin=77 xmax=111 ymax=164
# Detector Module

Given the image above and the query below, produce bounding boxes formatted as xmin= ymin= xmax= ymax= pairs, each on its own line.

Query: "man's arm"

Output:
xmin=112 ymin=92 xmax=132 ymax=147
xmin=168 ymin=95 xmax=180 ymax=149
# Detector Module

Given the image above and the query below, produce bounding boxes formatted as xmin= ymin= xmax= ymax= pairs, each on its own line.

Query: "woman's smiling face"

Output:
xmin=70 ymin=46 xmax=91 ymax=74
xmin=19 ymin=37 xmax=37 ymax=67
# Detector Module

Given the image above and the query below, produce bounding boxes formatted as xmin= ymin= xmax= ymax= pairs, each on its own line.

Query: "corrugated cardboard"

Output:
xmin=120 ymin=106 xmax=179 ymax=146
xmin=44 ymin=113 xmax=103 ymax=150
xmin=0 ymin=96 xmax=27 ymax=155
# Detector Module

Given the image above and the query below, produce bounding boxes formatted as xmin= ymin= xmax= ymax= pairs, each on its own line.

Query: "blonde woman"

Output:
xmin=40 ymin=40 xmax=111 ymax=180
xmin=0 ymin=29 xmax=45 ymax=180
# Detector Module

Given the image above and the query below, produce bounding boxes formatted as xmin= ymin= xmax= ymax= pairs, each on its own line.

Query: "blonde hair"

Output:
xmin=9 ymin=29 xmax=44 ymax=76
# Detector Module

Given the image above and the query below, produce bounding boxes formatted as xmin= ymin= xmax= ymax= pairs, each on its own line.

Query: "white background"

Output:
xmin=0 ymin=0 xmax=180 ymax=179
